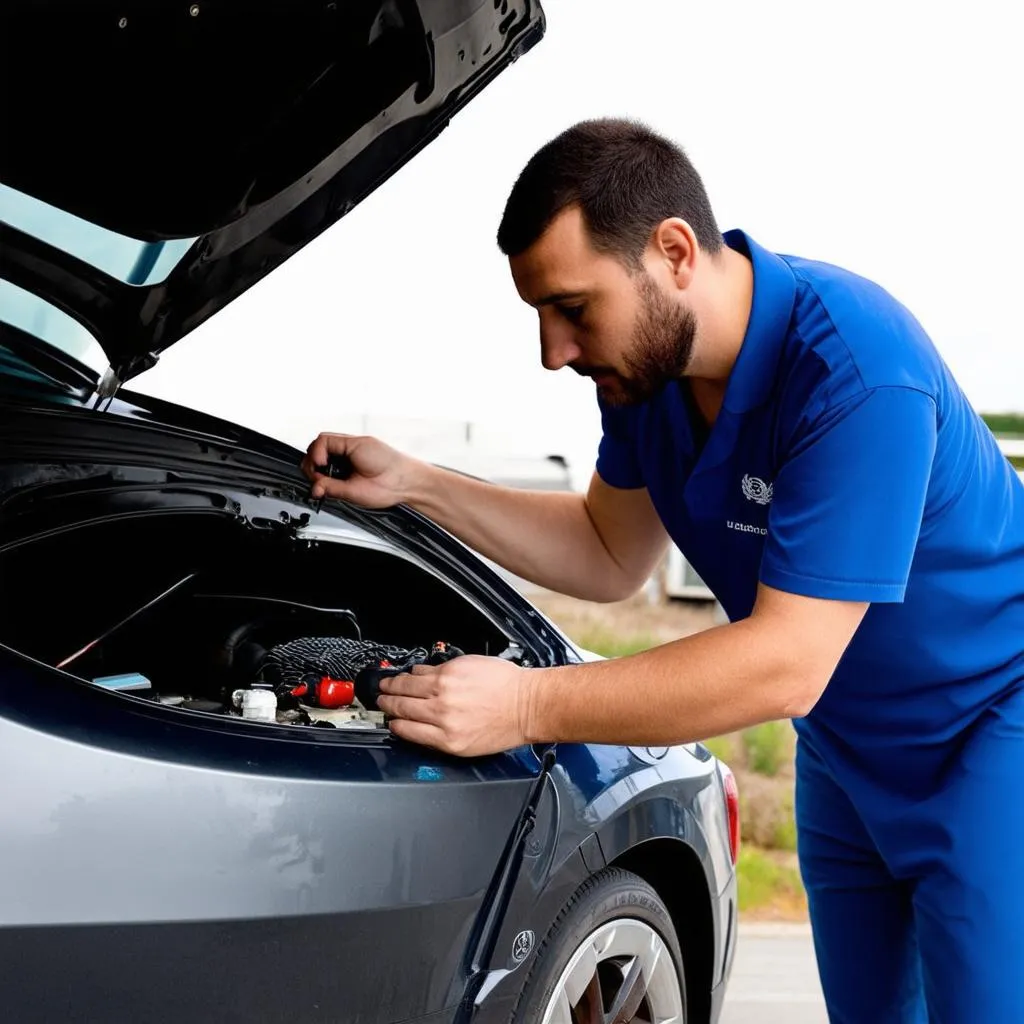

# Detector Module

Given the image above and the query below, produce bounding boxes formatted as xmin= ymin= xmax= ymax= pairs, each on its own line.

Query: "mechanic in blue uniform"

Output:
xmin=304 ymin=118 xmax=1024 ymax=1021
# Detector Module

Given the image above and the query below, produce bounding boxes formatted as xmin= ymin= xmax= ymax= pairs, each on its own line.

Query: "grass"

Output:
xmin=736 ymin=846 xmax=806 ymax=916
xmin=571 ymin=627 xmax=662 ymax=660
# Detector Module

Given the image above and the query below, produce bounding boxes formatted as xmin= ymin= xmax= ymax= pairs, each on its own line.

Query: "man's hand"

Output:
xmin=376 ymin=655 xmax=534 ymax=757
xmin=301 ymin=432 xmax=426 ymax=509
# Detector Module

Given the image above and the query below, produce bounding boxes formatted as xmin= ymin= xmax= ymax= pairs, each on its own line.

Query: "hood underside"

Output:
xmin=0 ymin=0 xmax=545 ymax=382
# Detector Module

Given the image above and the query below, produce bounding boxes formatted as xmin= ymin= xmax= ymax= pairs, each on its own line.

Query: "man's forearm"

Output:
xmin=405 ymin=464 xmax=637 ymax=602
xmin=522 ymin=616 xmax=823 ymax=746
xmin=375 ymin=584 xmax=863 ymax=758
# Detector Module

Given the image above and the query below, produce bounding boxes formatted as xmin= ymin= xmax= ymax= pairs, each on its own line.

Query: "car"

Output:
xmin=0 ymin=1 xmax=739 ymax=1021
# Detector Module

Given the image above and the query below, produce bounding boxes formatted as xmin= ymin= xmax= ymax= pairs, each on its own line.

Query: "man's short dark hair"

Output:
xmin=497 ymin=118 xmax=722 ymax=267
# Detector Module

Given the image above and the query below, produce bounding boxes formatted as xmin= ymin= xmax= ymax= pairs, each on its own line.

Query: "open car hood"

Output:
xmin=0 ymin=0 xmax=545 ymax=389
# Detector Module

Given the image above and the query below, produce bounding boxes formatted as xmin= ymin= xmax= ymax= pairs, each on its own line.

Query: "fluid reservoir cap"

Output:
xmin=241 ymin=689 xmax=277 ymax=723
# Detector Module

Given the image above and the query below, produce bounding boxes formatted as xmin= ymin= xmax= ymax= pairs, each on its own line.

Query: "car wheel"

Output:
xmin=510 ymin=866 xmax=687 ymax=1023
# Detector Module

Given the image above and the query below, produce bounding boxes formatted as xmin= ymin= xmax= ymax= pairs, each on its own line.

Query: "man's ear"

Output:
xmin=650 ymin=217 xmax=698 ymax=289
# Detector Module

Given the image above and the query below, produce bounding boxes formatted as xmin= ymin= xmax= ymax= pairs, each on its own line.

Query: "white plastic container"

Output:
xmin=241 ymin=689 xmax=277 ymax=723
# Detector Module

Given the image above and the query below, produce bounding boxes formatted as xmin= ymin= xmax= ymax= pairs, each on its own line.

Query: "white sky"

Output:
xmin=133 ymin=0 xmax=1023 ymax=491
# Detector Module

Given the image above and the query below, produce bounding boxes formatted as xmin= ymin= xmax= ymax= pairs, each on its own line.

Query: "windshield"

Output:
xmin=0 ymin=183 xmax=200 ymax=376
xmin=0 ymin=183 xmax=196 ymax=287
xmin=0 ymin=279 xmax=106 ymax=375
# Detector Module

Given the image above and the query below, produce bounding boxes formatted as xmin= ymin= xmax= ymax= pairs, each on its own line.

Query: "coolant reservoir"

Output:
xmin=241 ymin=689 xmax=277 ymax=723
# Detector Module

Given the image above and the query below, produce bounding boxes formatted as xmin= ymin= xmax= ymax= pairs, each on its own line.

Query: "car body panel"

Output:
xmin=462 ymin=745 xmax=737 ymax=1021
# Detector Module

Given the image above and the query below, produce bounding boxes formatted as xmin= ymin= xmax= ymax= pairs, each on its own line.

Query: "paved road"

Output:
xmin=720 ymin=923 xmax=827 ymax=1023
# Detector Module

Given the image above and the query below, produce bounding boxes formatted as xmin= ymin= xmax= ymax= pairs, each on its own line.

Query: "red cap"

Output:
xmin=316 ymin=677 xmax=355 ymax=708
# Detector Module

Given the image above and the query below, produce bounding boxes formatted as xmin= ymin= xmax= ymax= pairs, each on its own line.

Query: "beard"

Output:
xmin=595 ymin=273 xmax=697 ymax=407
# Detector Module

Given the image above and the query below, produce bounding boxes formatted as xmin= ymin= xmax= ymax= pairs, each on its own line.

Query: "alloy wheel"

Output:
xmin=539 ymin=918 xmax=684 ymax=1024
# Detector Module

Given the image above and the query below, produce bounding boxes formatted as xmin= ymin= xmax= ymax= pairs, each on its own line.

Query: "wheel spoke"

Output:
xmin=608 ymin=955 xmax=647 ymax=1023
xmin=563 ymin=942 xmax=600 ymax=1007
xmin=575 ymin=969 xmax=607 ymax=1024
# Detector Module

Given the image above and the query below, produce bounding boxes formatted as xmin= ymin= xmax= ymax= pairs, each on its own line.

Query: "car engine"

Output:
xmin=221 ymin=628 xmax=469 ymax=731
xmin=62 ymin=588 xmax=527 ymax=734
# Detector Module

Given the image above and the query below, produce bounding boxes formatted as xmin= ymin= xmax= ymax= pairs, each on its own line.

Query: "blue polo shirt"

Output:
xmin=597 ymin=229 xmax=1024 ymax=801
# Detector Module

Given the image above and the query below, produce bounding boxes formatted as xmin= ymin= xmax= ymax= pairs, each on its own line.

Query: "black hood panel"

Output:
xmin=0 ymin=0 xmax=545 ymax=377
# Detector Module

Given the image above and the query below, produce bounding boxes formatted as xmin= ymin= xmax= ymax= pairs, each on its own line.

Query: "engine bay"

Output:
xmin=62 ymin=585 xmax=525 ymax=732
xmin=0 ymin=504 xmax=533 ymax=734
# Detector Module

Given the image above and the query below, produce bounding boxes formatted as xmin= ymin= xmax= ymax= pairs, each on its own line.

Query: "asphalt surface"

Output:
xmin=719 ymin=923 xmax=827 ymax=1023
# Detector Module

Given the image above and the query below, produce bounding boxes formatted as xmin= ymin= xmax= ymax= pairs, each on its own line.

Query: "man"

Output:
xmin=303 ymin=119 xmax=1024 ymax=1021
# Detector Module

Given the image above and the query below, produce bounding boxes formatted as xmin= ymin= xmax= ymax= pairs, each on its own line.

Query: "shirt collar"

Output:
xmin=719 ymin=229 xmax=798 ymax=414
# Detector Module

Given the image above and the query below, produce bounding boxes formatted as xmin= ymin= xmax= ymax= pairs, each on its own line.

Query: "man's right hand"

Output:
xmin=301 ymin=432 xmax=424 ymax=510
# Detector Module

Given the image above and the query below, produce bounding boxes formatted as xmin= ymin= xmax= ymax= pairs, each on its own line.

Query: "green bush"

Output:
xmin=736 ymin=847 xmax=805 ymax=913
xmin=982 ymin=412 xmax=1024 ymax=436
xmin=742 ymin=720 xmax=790 ymax=776
xmin=737 ymin=775 xmax=795 ymax=849
xmin=773 ymin=794 xmax=799 ymax=852
xmin=702 ymin=735 xmax=734 ymax=764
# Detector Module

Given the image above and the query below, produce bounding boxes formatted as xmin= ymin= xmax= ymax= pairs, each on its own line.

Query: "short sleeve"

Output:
xmin=760 ymin=386 xmax=937 ymax=603
xmin=594 ymin=398 xmax=645 ymax=489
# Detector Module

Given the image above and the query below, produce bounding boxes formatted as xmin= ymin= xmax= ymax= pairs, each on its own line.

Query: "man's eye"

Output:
xmin=559 ymin=305 xmax=585 ymax=324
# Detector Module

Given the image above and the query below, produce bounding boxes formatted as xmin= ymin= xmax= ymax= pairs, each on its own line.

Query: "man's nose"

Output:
xmin=540 ymin=325 xmax=582 ymax=372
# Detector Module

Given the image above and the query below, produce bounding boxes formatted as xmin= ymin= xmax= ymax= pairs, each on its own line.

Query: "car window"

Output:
xmin=0 ymin=278 xmax=106 ymax=375
xmin=0 ymin=182 xmax=196 ymax=286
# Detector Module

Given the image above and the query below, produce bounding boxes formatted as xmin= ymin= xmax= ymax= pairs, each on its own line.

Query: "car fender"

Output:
xmin=457 ymin=742 xmax=733 ymax=1021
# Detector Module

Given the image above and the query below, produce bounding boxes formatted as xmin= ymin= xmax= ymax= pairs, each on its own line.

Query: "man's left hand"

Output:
xmin=376 ymin=655 xmax=534 ymax=756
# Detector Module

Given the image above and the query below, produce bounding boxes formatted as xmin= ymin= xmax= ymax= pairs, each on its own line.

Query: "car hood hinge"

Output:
xmin=92 ymin=352 xmax=160 ymax=409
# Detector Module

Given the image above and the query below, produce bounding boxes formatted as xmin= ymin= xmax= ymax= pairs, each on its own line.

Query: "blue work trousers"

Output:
xmin=795 ymin=685 xmax=1024 ymax=1022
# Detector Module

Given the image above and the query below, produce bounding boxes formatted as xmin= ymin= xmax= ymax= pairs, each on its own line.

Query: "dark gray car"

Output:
xmin=0 ymin=2 xmax=739 ymax=1021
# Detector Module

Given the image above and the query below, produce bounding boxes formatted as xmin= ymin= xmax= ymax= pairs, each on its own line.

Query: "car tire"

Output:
xmin=510 ymin=866 xmax=687 ymax=1023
